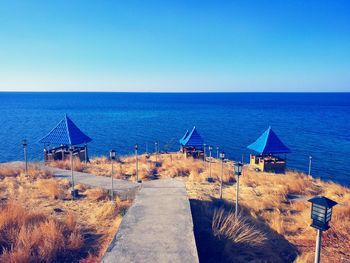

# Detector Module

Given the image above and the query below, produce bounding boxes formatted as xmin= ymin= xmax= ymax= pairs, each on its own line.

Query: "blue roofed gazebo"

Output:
xmin=179 ymin=127 xmax=205 ymax=159
xmin=247 ymin=127 xmax=290 ymax=173
xmin=39 ymin=115 xmax=92 ymax=162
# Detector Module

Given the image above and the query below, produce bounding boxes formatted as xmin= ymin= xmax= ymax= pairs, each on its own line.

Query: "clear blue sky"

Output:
xmin=0 ymin=0 xmax=349 ymax=92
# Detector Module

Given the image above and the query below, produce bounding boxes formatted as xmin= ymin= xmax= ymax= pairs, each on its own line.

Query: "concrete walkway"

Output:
xmin=46 ymin=166 xmax=140 ymax=200
xmin=6 ymin=163 xmax=199 ymax=262
xmin=102 ymin=178 xmax=199 ymax=263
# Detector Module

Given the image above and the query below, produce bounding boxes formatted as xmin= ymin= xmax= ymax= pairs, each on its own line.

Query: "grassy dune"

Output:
xmin=80 ymin=152 xmax=350 ymax=262
xmin=0 ymin=164 xmax=131 ymax=263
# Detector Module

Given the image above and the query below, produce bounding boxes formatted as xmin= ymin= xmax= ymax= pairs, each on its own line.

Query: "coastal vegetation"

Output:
xmin=3 ymin=152 xmax=349 ymax=262
xmin=0 ymin=164 xmax=131 ymax=263
xmin=72 ymin=152 xmax=350 ymax=262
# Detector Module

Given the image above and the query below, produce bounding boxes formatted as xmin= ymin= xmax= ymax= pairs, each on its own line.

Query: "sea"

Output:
xmin=0 ymin=92 xmax=349 ymax=186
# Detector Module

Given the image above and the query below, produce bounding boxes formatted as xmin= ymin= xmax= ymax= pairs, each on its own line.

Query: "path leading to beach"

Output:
xmin=45 ymin=166 xmax=199 ymax=263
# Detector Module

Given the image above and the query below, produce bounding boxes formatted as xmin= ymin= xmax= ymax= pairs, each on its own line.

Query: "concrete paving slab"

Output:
xmin=45 ymin=166 xmax=140 ymax=200
xmin=102 ymin=178 xmax=199 ymax=263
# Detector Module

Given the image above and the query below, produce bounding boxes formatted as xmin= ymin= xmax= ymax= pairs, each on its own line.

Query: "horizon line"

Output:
xmin=0 ymin=90 xmax=349 ymax=94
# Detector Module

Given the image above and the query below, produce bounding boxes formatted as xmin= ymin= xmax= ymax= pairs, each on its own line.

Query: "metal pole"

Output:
xmin=241 ymin=154 xmax=244 ymax=164
xmin=308 ymin=156 xmax=312 ymax=176
xmin=84 ymin=144 xmax=87 ymax=167
xmin=71 ymin=149 xmax=75 ymax=199
xmin=135 ymin=148 xmax=138 ymax=182
xmin=314 ymin=229 xmax=322 ymax=263
xmin=62 ymin=145 xmax=64 ymax=161
xmin=157 ymin=142 xmax=159 ymax=159
xmin=209 ymin=149 xmax=212 ymax=179
xmin=119 ymin=161 xmax=122 ymax=178
xmin=155 ymin=142 xmax=158 ymax=162
xmin=235 ymin=175 xmax=239 ymax=217
xmin=216 ymin=147 xmax=219 ymax=159
xmin=220 ymin=157 xmax=223 ymax=199
xmin=203 ymin=144 xmax=206 ymax=164
xmin=111 ymin=158 xmax=114 ymax=202
xmin=23 ymin=145 xmax=28 ymax=175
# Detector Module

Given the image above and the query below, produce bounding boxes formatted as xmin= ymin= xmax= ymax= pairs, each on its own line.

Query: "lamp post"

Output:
xmin=110 ymin=150 xmax=116 ymax=202
xmin=203 ymin=144 xmax=207 ymax=168
xmin=69 ymin=146 xmax=76 ymax=199
xmin=44 ymin=148 xmax=47 ymax=162
xmin=22 ymin=139 xmax=28 ymax=175
xmin=119 ymin=158 xmax=122 ymax=179
xmin=135 ymin=144 xmax=140 ymax=183
xmin=216 ymin=146 xmax=219 ymax=159
xmin=84 ymin=143 xmax=87 ymax=167
xmin=308 ymin=196 xmax=337 ymax=263
xmin=234 ymin=162 xmax=243 ymax=217
xmin=308 ymin=156 xmax=312 ymax=176
xmin=208 ymin=146 xmax=213 ymax=181
xmin=219 ymin=151 xmax=225 ymax=199
xmin=155 ymin=142 xmax=158 ymax=162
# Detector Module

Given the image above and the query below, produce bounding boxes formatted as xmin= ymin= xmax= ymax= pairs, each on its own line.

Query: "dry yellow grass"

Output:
xmin=86 ymin=152 xmax=234 ymax=183
xmin=212 ymin=209 xmax=267 ymax=247
xmin=49 ymin=152 xmax=350 ymax=262
xmin=84 ymin=188 xmax=109 ymax=201
xmin=186 ymin=162 xmax=350 ymax=262
xmin=36 ymin=178 xmax=66 ymax=199
xmin=0 ymin=165 xmax=21 ymax=178
xmin=0 ymin=163 xmax=52 ymax=180
xmin=236 ymin=167 xmax=350 ymax=261
xmin=0 ymin=201 xmax=83 ymax=262
xmin=49 ymin=158 xmax=85 ymax=172
xmin=0 ymin=164 xmax=132 ymax=262
xmin=91 ymin=152 xmax=346 ymax=262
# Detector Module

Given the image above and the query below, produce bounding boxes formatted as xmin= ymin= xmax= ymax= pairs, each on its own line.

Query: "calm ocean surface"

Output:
xmin=0 ymin=92 xmax=349 ymax=185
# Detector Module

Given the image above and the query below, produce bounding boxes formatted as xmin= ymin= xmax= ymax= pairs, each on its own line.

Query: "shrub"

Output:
xmin=49 ymin=158 xmax=84 ymax=172
xmin=0 ymin=201 xmax=84 ymax=262
xmin=212 ymin=209 xmax=267 ymax=247
xmin=85 ymin=188 xmax=109 ymax=201
xmin=0 ymin=165 xmax=20 ymax=179
xmin=36 ymin=179 xmax=66 ymax=199
xmin=92 ymin=202 xmax=119 ymax=221
xmin=0 ymin=164 xmax=52 ymax=180
xmin=26 ymin=165 xmax=53 ymax=179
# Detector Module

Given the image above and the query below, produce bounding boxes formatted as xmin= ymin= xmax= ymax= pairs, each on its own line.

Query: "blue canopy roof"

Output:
xmin=179 ymin=126 xmax=204 ymax=147
xmin=247 ymin=127 xmax=290 ymax=154
xmin=39 ymin=115 xmax=92 ymax=146
xmin=179 ymin=130 xmax=189 ymax=143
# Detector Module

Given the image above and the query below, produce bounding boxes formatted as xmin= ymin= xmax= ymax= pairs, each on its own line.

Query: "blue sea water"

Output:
xmin=0 ymin=92 xmax=349 ymax=186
